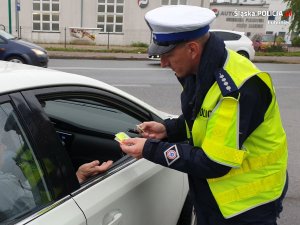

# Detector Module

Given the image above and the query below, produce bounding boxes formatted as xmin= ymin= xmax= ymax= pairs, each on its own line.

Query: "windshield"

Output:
xmin=0 ymin=30 xmax=16 ymax=40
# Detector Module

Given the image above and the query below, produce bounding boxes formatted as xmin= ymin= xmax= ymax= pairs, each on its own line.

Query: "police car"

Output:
xmin=0 ymin=61 xmax=194 ymax=225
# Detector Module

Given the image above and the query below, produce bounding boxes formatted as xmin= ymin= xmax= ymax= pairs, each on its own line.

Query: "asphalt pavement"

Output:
xmin=47 ymin=51 xmax=300 ymax=64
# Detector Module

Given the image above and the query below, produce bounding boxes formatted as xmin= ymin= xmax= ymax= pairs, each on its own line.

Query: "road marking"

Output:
xmin=265 ymin=71 xmax=300 ymax=74
xmin=49 ymin=67 xmax=168 ymax=71
xmin=113 ymin=84 xmax=152 ymax=87
xmin=276 ymin=86 xmax=298 ymax=89
xmin=49 ymin=67 xmax=299 ymax=74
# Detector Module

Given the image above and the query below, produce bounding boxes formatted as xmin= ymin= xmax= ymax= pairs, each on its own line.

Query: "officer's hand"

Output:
xmin=120 ymin=138 xmax=146 ymax=159
xmin=138 ymin=121 xmax=167 ymax=140
xmin=76 ymin=160 xmax=113 ymax=183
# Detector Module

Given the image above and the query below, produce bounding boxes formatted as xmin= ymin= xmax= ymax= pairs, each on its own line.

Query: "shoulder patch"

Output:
xmin=164 ymin=145 xmax=180 ymax=166
xmin=215 ymin=68 xmax=238 ymax=97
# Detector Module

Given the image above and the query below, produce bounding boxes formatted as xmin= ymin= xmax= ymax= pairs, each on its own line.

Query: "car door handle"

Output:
xmin=0 ymin=48 xmax=5 ymax=52
xmin=103 ymin=210 xmax=123 ymax=225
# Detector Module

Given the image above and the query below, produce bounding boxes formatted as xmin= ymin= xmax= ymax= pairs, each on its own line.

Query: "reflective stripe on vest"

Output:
xmin=189 ymin=49 xmax=288 ymax=218
xmin=202 ymin=96 xmax=245 ymax=167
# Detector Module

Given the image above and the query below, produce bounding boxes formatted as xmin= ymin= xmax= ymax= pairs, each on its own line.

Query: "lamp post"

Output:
xmin=8 ymin=0 xmax=12 ymax=34
xmin=81 ymin=0 xmax=83 ymax=27
xmin=16 ymin=0 xmax=20 ymax=37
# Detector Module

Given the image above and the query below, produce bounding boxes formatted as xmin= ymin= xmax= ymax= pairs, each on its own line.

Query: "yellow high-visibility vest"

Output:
xmin=190 ymin=50 xmax=288 ymax=218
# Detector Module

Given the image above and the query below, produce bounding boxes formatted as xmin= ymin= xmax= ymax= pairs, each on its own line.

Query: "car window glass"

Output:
xmin=40 ymin=97 xmax=142 ymax=170
xmin=0 ymin=102 xmax=53 ymax=224
xmin=213 ymin=31 xmax=241 ymax=41
xmin=43 ymin=98 xmax=141 ymax=134
xmin=0 ymin=30 xmax=15 ymax=40
xmin=262 ymin=35 xmax=275 ymax=42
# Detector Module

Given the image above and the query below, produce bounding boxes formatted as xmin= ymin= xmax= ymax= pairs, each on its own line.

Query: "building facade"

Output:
xmin=0 ymin=0 xmax=292 ymax=45
xmin=264 ymin=0 xmax=292 ymax=43
xmin=209 ymin=3 xmax=269 ymax=38
xmin=0 ymin=0 xmax=209 ymax=45
xmin=209 ymin=0 xmax=292 ymax=40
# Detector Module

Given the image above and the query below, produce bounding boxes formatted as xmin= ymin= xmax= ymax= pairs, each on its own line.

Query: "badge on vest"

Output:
xmin=214 ymin=68 xmax=238 ymax=96
xmin=164 ymin=145 xmax=180 ymax=166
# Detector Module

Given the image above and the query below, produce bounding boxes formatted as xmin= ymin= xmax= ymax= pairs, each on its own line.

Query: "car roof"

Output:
xmin=210 ymin=29 xmax=245 ymax=35
xmin=0 ymin=61 xmax=165 ymax=116
xmin=0 ymin=61 xmax=113 ymax=94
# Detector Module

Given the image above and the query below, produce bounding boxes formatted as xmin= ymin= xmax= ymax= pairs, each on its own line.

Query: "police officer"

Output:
xmin=120 ymin=5 xmax=288 ymax=225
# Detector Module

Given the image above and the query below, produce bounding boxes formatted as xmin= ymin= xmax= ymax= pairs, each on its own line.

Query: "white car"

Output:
xmin=148 ymin=29 xmax=255 ymax=61
xmin=210 ymin=29 xmax=255 ymax=60
xmin=0 ymin=61 xmax=192 ymax=225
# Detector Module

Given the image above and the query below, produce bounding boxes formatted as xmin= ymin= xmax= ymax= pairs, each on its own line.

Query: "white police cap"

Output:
xmin=145 ymin=5 xmax=216 ymax=55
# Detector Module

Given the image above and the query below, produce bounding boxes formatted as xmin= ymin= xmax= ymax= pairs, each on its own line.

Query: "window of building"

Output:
xmin=226 ymin=17 xmax=244 ymax=22
xmin=162 ymin=0 xmax=187 ymax=5
xmin=278 ymin=32 xmax=286 ymax=37
xmin=32 ymin=0 xmax=60 ymax=32
xmin=248 ymin=24 xmax=263 ymax=28
xmin=236 ymin=23 xmax=247 ymax=28
xmin=97 ymin=0 xmax=124 ymax=33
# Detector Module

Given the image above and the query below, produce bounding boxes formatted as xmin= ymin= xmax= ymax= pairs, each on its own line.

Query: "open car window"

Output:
xmin=43 ymin=98 xmax=141 ymax=135
xmin=38 ymin=95 xmax=145 ymax=179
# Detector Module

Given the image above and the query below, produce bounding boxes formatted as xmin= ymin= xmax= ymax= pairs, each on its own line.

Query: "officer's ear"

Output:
xmin=186 ymin=41 xmax=201 ymax=60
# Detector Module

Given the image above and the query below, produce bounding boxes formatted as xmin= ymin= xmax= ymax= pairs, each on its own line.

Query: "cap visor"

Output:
xmin=148 ymin=42 xmax=176 ymax=56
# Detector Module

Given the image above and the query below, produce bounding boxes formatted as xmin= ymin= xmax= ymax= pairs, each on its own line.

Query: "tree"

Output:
xmin=284 ymin=0 xmax=300 ymax=33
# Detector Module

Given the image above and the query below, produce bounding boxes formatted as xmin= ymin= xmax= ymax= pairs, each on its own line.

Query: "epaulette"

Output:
xmin=214 ymin=68 xmax=239 ymax=98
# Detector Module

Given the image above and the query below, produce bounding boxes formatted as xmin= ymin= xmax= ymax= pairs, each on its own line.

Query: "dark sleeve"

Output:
xmin=238 ymin=75 xmax=272 ymax=146
xmin=143 ymin=75 xmax=272 ymax=179
xmin=164 ymin=114 xmax=187 ymax=142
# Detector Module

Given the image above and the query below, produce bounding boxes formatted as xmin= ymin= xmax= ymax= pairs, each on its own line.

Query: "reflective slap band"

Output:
xmin=153 ymin=25 xmax=210 ymax=45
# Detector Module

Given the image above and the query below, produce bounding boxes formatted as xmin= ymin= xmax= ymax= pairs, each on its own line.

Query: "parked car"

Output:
xmin=251 ymin=34 xmax=287 ymax=52
xmin=0 ymin=61 xmax=193 ymax=225
xmin=148 ymin=29 xmax=255 ymax=61
xmin=210 ymin=29 xmax=255 ymax=60
xmin=0 ymin=30 xmax=48 ymax=67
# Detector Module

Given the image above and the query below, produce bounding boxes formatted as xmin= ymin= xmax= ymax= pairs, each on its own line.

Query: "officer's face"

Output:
xmin=160 ymin=41 xmax=201 ymax=78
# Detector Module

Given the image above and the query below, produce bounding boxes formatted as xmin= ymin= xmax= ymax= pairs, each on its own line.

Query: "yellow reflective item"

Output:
xmin=202 ymin=97 xmax=242 ymax=167
xmin=114 ymin=132 xmax=130 ymax=143
xmin=188 ymin=49 xmax=288 ymax=218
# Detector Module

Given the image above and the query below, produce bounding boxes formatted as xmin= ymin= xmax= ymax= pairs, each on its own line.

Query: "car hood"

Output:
xmin=14 ymin=39 xmax=45 ymax=51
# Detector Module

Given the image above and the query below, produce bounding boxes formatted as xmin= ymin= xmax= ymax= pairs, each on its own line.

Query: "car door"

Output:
xmin=22 ymin=85 xmax=188 ymax=225
xmin=0 ymin=93 xmax=85 ymax=225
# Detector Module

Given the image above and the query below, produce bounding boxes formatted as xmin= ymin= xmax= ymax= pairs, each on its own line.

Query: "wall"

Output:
xmin=0 ymin=0 xmax=223 ymax=45
xmin=210 ymin=3 xmax=270 ymax=38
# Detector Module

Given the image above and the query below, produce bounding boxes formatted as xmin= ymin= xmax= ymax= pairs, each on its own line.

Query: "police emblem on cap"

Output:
xmin=164 ymin=145 xmax=180 ymax=166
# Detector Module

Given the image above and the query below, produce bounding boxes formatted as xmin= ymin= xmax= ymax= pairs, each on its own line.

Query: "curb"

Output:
xmin=48 ymin=51 xmax=300 ymax=64
xmin=48 ymin=51 xmax=149 ymax=61
xmin=253 ymin=56 xmax=300 ymax=64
